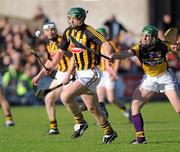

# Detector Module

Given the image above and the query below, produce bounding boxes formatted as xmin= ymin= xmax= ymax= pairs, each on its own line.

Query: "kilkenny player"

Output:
xmin=111 ymin=25 xmax=180 ymax=144
xmin=96 ymin=27 xmax=130 ymax=119
xmin=32 ymin=22 xmax=71 ymax=135
xmin=79 ymin=28 xmax=131 ymax=120
xmin=46 ymin=7 xmax=118 ymax=144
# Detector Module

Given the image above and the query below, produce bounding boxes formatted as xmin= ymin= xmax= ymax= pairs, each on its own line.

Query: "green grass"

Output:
xmin=0 ymin=102 xmax=180 ymax=152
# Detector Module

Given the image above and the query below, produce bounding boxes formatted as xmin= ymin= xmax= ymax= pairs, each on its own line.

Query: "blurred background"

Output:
xmin=0 ymin=0 xmax=180 ymax=106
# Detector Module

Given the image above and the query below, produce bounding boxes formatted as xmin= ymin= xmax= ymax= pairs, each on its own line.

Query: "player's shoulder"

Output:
xmin=57 ymin=35 xmax=63 ymax=43
xmin=131 ymin=42 xmax=141 ymax=50
xmin=85 ymin=24 xmax=96 ymax=32
xmin=63 ymin=26 xmax=72 ymax=34
xmin=157 ymin=39 xmax=172 ymax=52
xmin=156 ymin=39 xmax=170 ymax=48
xmin=159 ymin=39 xmax=169 ymax=46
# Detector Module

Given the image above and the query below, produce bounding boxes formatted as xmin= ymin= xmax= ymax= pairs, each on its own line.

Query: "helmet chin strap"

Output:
xmin=142 ymin=37 xmax=157 ymax=48
xmin=70 ymin=19 xmax=84 ymax=29
xmin=150 ymin=37 xmax=157 ymax=46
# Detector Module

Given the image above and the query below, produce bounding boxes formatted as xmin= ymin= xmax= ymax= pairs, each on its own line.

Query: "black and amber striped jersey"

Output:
xmin=99 ymin=40 xmax=119 ymax=71
xmin=59 ymin=24 xmax=106 ymax=71
xmin=46 ymin=35 xmax=70 ymax=72
xmin=131 ymin=39 xmax=172 ymax=76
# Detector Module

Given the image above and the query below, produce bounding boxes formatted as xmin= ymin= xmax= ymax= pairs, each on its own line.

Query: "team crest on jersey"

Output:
xmin=70 ymin=39 xmax=83 ymax=53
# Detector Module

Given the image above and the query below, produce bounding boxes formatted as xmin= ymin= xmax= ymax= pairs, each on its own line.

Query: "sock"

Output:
xmin=100 ymin=121 xmax=113 ymax=135
xmin=119 ymin=103 xmax=126 ymax=112
xmin=5 ymin=114 xmax=13 ymax=121
xmin=50 ymin=120 xmax=58 ymax=129
xmin=74 ymin=112 xmax=85 ymax=124
xmin=79 ymin=103 xmax=87 ymax=111
xmin=131 ymin=113 xmax=145 ymax=142
xmin=99 ymin=102 xmax=108 ymax=118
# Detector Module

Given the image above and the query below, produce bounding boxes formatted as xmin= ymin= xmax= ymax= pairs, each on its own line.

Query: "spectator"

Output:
xmin=158 ymin=14 xmax=174 ymax=33
xmin=33 ymin=6 xmax=49 ymax=25
xmin=104 ymin=15 xmax=128 ymax=41
xmin=2 ymin=59 xmax=35 ymax=105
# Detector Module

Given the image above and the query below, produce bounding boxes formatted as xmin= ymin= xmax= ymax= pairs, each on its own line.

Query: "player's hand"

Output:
xmin=32 ymin=75 xmax=40 ymax=86
xmin=109 ymin=71 xmax=118 ymax=81
xmin=44 ymin=64 xmax=53 ymax=76
xmin=62 ymin=74 xmax=71 ymax=85
xmin=106 ymin=67 xmax=118 ymax=81
xmin=177 ymin=41 xmax=180 ymax=51
xmin=171 ymin=41 xmax=180 ymax=52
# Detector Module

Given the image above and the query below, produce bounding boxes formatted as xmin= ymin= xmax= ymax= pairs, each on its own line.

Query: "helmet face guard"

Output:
xmin=142 ymin=25 xmax=158 ymax=37
xmin=43 ymin=22 xmax=57 ymax=39
xmin=43 ymin=22 xmax=57 ymax=30
xmin=141 ymin=25 xmax=158 ymax=47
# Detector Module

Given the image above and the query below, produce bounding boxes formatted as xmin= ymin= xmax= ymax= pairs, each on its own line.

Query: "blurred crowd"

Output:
xmin=0 ymin=15 xmax=48 ymax=105
xmin=0 ymin=9 xmax=180 ymax=105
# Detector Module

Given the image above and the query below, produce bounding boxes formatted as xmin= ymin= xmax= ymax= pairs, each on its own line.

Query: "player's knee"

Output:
xmin=108 ymin=99 xmax=114 ymax=104
xmin=87 ymin=106 xmax=98 ymax=114
xmin=60 ymin=91 xmax=71 ymax=104
xmin=175 ymin=108 xmax=180 ymax=114
xmin=131 ymin=100 xmax=141 ymax=110
xmin=44 ymin=99 xmax=51 ymax=105
xmin=45 ymin=94 xmax=55 ymax=104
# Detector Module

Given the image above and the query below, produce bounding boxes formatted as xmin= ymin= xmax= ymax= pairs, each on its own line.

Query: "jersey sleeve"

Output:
xmin=165 ymin=42 xmax=173 ymax=52
xmin=86 ymin=25 xmax=106 ymax=46
xmin=130 ymin=44 xmax=140 ymax=57
xmin=59 ymin=28 xmax=70 ymax=50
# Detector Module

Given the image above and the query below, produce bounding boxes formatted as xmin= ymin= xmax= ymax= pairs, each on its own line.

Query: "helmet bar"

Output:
xmin=43 ymin=22 xmax=56 ymax=30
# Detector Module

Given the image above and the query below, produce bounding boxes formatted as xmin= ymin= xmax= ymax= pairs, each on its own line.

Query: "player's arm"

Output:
xmin=63 ymin=56 xmax=76 ymax=85
xmin=32 ymin=59 xmax=53 ymax=85
xmin=47 ymin=29 xmax=70 ymax=70
xmin=169 ymin=42 xmax=180 ymax=52
xmin=113 ymin=56 xmax=120 ymax=74
xmin=50 ymin=50 xmax=64 ymax=68
xmin=86 ymin=26 xmax=118 ymax=80
xmin=109 ymin=41 xmax=120 ymax=73
xmin=32 ymin=45 xmax=53 ymax=86
xmin=111 ymin=49 xmax=135 ymax=60
xmin=102 ymin=41 xmax=118 ymax=80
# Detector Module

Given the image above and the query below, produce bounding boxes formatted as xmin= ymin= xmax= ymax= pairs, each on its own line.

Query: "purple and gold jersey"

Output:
xmin=46 ymin=35 xmax=70 ymax=72
xmin=59 ymin=24 xmax=106 ymax=71
xmin=131 ymin=39 xmax=172 ymax=76
xmin=99 ymin=40 xmax=119 ymax=71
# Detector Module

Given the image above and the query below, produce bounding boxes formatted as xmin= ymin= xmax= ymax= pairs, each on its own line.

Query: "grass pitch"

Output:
xmin=0 ymin=102 xmax=180 ymax=152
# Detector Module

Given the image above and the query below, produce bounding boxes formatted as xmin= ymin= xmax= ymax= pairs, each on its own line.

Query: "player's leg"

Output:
xmin=44 ymin=71 xmax=68 ymax=135
xmin=79 ymin=68 xmax=117 ymax=144
xmin=44 ymin=85 xmax=62 ymax=135
xmin=96 ymin=85 xmax=109 ymax=118
xmin=60 ymin=80 xmax=88 ymax=138
xmin=164 ymin=89 xmax=180 ymax=113
xmin=105 ymin=72 xmax=130 ymax=119
xmin=0 ymin=87 xmax=15 ymax=126
xmin=161 ymin=69 xmax=180 ymax=113
xmin=106 ymin=87 xmax=130 ymax=118
xmin=131 ymin=86 xmax=155 ymax=144
xmin=81 ymin=92 xmax=117 ymax=144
